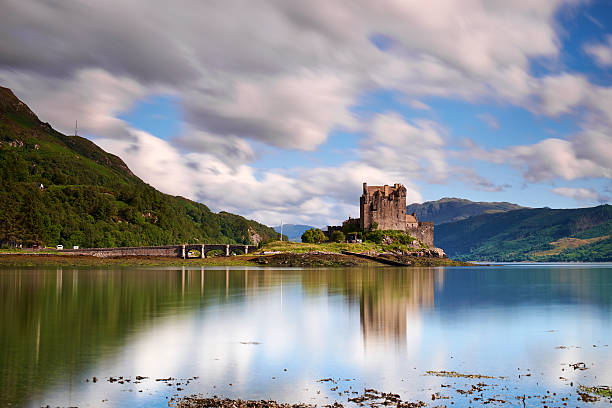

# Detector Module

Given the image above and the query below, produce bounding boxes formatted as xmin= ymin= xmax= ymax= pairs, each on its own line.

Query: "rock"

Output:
xmin=248 ymin=227 xmax=262 ymax=246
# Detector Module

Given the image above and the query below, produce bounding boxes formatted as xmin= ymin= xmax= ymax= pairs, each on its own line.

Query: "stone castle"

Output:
xmin=329 ymin=183 xmax=434 ymax=247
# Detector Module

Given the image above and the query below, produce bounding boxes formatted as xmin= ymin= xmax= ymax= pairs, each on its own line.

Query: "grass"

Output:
xmin=531 ymin=235 xmax=610 ymax=256
xmin=259 ymin=240 xmax=421 ymax=254
xmin=0 ymin=254 xmax=259 ymax=267
xmin=0 ymin=248 xmax=57 ymax=254
xmin=579 ymin=385 xmax=612 ymax=398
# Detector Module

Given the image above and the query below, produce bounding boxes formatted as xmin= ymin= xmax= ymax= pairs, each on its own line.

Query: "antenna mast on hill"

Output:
xmin=74 ymin=120 xmax=78 ymax=137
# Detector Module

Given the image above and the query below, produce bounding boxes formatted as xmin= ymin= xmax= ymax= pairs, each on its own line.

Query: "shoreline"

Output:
xmin=0 ymin=252 xmax=472 ymax=268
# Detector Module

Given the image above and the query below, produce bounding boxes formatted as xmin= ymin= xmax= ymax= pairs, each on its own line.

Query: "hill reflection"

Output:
xmin=1 ymin=265 xmax=611 ymax=407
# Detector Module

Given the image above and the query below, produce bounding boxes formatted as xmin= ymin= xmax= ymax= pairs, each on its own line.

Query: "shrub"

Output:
xmin=330 ymin=230 xmax=345 ymax=243
xmin=301 ymin=228 xmax=327 ymax=243
xmin=363 ymin=229 xmax=414 ymax=245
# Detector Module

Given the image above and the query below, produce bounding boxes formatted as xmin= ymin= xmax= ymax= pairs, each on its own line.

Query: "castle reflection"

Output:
xmin=296 ymin=267 xmax=444 ymax=348
xmin=357 ymin=269 xmax=442 ymax=348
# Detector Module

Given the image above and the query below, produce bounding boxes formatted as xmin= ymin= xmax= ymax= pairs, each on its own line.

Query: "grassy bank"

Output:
xmin=258 ymin=240 xmax=381 ymax=253
xmin=0 ymin=241 xmax=470 ymax=268
xmin=0 ymin=254 xmax=258 ymax=267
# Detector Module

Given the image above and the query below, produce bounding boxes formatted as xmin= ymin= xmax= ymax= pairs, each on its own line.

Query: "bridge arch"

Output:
xmin=182 ymin=244 xmax=256 ymax=259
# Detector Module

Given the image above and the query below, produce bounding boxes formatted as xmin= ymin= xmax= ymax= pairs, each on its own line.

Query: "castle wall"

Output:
xmin=408 ymin=222 xmax=434 ymax=247
xmin=342 ymin=218 xmax=360 ymax=232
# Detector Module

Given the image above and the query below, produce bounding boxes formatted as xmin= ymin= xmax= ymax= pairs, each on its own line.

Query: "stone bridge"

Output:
xmin=63 ymin=244 xmax=258 ymax=259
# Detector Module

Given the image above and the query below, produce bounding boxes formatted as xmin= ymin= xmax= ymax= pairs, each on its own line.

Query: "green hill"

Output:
xmin=435 ymin=205 xmax=612 ymax=261
xmin=0 ymin=86 xmax=278 ymax=248
xmin=407 ymin=197 xmax=526 ymax=225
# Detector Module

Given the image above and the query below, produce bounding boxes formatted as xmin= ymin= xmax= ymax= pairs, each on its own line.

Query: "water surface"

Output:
xmin=1 ymin=264 xmax=611 ymax=407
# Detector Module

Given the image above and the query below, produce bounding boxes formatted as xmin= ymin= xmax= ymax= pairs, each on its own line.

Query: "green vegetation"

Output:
xmin=263 ymin=233 xmax=422 ymax=254
xmin=436 ymin=205 xmax=612 ymax=261
xmin=330 ymin=230 xmax=345 ymax=242
xmin=0 ymin=254 xmax=260 ymax=267
xmin=266 ymin=240 xmax=380 ymax=253
xmin=0 ymin=87 xmax=278 ymax=248
xmin=301 ymin=228 xmax=327 ymax=243
xmin=363 ymin=229 xmax=415 ymax=245
xmin=579 ymin=385 xmax=612 ymax=398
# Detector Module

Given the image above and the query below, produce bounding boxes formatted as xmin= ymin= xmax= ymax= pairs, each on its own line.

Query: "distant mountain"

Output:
xmin=273 ymin=224 xmax=315 ymax=242
xmin=407 ymin=197 xmax=526 ymax=225
xmin=0 ymin=86 xmax=279 ymax=247
xmin=436 ymin=205 xmax=612 ymax=262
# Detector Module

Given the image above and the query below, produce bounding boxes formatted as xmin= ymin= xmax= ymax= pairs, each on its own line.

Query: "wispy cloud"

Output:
xmin=551 ymin=187 xmax=610 ymax=204
xmin=406 ymin=99 xmax=431 ymax=110
xmin=584 ymin=35 xmax=612 ymax=67
xmin=477 ymin=113 xmax=500 ymax=130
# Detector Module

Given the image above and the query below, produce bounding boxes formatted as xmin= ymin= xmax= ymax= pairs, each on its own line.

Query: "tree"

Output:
xmin=301 ymin=228 xmax=326 ymax=243
xmin=330 ymin=230 xmax=345 ymax=243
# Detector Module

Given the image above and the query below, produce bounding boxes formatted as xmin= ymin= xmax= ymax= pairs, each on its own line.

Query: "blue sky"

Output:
xmin=2 ymin=0 xmax=611 ymax=226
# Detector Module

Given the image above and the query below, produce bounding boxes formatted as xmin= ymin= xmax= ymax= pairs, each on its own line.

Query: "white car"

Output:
xmin=56 ymin=245 xmax=63 ymax=250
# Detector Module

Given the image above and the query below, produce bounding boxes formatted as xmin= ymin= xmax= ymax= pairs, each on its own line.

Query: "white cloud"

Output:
xmin=551 ymin=187 xmax=610 ymax=203
xmin=98 ymin=129 xmax=424 ymax=226
xmin=363 ymin=113 xmax=448 ymax=183
xmin=0 ymin=0 xmax=579 ymax=150
xmin=584 ymin=35 xmax=612 ymax=67
xmin=174 ymin=129 xmax=256 ymax=165
xmin=5 ymin=0 xmax=611 ymax=225
xmin=469 ymin=129 xmax=612 ymax=183
xmin=0 ymin=68 xmax=148 ymax=139
xmin=538 ymin=73 xmax=590 ymax=116
xmin=455 ymin=168 xmax=510 ymax=192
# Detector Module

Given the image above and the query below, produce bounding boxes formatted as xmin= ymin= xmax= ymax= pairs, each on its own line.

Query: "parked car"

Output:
xmin=56 ymin=245 xmax=63 ymax=250
xmin=73 ymin=245 xmax=79 ymax=249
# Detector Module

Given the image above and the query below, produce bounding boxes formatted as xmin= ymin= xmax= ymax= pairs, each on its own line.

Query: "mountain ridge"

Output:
xmin=407 ymin=197 xmax=526 ymax=225
xmin=435 ymin=205 xmax=612 ymax=261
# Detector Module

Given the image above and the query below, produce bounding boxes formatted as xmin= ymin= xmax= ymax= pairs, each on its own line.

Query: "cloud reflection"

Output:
xmin=2 ymin=266 xmax=612 ymax=407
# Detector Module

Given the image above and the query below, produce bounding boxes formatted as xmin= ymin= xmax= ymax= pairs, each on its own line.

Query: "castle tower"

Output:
xmin=360 ymin=183 xmax=407 ymax=231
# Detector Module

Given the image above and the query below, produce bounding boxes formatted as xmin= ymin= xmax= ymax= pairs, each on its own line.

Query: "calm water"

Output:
xmin=1 ymin=264 xmax=611 ymax=407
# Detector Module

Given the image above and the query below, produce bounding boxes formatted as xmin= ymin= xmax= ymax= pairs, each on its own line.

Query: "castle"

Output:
xmin=329 ymin=183 xmax=434 ymax=247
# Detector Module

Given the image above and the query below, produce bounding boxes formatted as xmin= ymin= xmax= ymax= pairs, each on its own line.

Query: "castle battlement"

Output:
xmin=327 ymin=182 xmax=434 ymax=247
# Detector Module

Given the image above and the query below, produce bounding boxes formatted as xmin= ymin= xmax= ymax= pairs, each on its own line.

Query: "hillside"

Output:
xmin=407 ymin=197 xmax=526 ymax=225
xmin=436 ymin=205 xmax=612 ymax=261
xmin=0 ymin=86 xmax=278 ymax=248
xmin=273 ymin=224 xmax=315 ymax=242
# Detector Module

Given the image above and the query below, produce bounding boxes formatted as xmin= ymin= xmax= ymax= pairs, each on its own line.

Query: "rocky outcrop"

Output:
xmin=248 ymin=227 xmax=262 ymax=246
xmin=413 ymin=247 xmax=447 ymax=258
